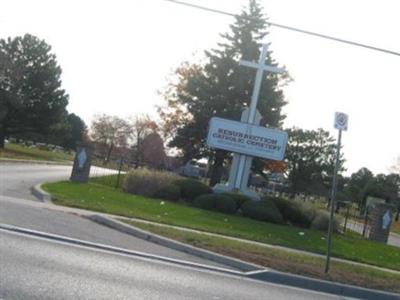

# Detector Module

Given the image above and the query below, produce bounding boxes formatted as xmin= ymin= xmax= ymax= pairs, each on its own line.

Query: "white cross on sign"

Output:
xmin=234 ymin=44 xmax=286 ymax=189
xmin=239 ymin=44 xmax=286 ymax=124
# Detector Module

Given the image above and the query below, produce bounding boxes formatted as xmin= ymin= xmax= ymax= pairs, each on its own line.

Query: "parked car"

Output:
xmin=178 ymin=160 xmax=207 ymax=178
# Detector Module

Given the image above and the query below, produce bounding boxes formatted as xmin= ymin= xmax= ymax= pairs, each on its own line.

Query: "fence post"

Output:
xmin=343 ymin=204 xmax=350 ymax=233
xmin=115 ymin=157 xmax=124 ymax=189
xmin=362 ymin=209 xmax=369 ymax=238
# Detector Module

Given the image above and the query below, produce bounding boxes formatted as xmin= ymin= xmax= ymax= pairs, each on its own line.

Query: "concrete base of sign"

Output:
xmin=213 ymin=183 xmax=261 ymax=201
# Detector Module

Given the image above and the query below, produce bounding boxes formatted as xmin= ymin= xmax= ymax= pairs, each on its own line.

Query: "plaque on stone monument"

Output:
xmin=70 ymin=143 xmax=94 ymax=183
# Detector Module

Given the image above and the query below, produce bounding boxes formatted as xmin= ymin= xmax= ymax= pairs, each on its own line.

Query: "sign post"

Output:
xmin=325 ymin=112 xmax=348 ymax=273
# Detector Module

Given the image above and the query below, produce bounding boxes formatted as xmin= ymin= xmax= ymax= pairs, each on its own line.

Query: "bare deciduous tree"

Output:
xmin=90 ymin=114 xmax=131 ymax=163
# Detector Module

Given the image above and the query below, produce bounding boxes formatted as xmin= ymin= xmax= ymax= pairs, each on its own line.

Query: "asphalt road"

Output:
xmin=0 ymin=229 xmax=349 ymax=300
xmin=0 ymin=163 xmax=72 ymax=200
xmin=0 ymin=163 xmax=233 ymax=269
xmin=0 ymin=195 xmax=233 ymax=269
xmin=0 ymin=162 xmax=117 ymax=200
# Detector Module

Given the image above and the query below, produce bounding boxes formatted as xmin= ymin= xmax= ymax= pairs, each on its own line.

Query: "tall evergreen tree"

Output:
xmin=0 ymin=34 xmax=68 ymax=148
xmin=285 ymin=128 xmax=344 ymax=198
xmin=49 ymin=113 xmax=87 ymax=150
xmin=159 ymin=0 xmax=289 ymax=185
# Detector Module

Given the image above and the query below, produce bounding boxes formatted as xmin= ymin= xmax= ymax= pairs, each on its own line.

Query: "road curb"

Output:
xmin=88 ymin=215 xmax=261 ymax=272
xmin=247 ymin=270 xmax=400 ymax=300
xmin=31 ymin=184 xmax=53 ymax=203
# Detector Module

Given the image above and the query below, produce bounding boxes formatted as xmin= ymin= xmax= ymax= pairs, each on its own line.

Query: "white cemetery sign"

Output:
xmin=211 ymin=44 xmax=286 ymax=199
xmin=207 ymin=117 xmax=288 ymax=160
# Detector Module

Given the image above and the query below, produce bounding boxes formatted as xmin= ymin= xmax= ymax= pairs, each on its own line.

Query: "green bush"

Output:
xmin=269 ymin=197 xmax=314 ymax=228
xmin=154 ymin=184 xmax=181 ymax=201
xmin=215 ymin=195 xmax=237 ymax=214
xmin=311 ymin=210 xmax=339 ymax=232
xmin=123 ymin=168 xmax=182 ymax=197
xmin=193 ymin=194 xmax=217 ymax=211
xmin=174 ymin=179 xmax=212 ymax=202
xmin=221 ymin=193 xmax=251 ymax=209
xmin=193 ymin=194 xmax=236 ymax=214
xmin=242 ymin=200 xmax=284 ymax=224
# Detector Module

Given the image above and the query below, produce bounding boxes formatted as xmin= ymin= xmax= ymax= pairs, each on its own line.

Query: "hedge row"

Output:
xmin=123 ymin=169 xmax=213 ymax=202
xmin=122 ymin=169 xmax=338 ymax=231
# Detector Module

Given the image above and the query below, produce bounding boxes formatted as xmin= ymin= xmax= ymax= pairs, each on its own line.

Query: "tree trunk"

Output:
xmin=209 ymin=150 xmax=225 ymax=186
xmin=0 ymin=126 xmax=5 ymax=149
xmin=135 ymin=139 xmax=141 ymax=169
xmin=105 ymin=143 xmax=114 ymax=164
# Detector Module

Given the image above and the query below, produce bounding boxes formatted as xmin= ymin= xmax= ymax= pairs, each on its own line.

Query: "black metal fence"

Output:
xmin=338 ymin=201 xmax=371 ymax=237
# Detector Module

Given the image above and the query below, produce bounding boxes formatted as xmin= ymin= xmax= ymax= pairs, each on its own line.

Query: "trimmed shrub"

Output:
xmin=123 ymin=168 xmax=182 ymax=197
xmin=222 ymin=193 xmax=251 ymax=209
xmin=269 ymin=197 xmax=314 ymax=228
xmin=311 ymin=210 xmax=339 ymax=232
xmin=241 ymin=200 xmax=284 ymax=224
xmin=174 ymin=179 xmax=213 ymax=202
xmin=193 ymin=194 xmax=217 ymax=211
xmin=154 ymin=184 xmax=181 ymax=201
xmin=215 ymin=195 xmax=237 ymax=214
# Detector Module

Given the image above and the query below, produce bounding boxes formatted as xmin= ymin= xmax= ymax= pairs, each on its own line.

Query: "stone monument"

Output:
xmin=70 ymin=143 xmax=94 ymax=183
xmin=369 ymin=203 xmax=395 ymax=244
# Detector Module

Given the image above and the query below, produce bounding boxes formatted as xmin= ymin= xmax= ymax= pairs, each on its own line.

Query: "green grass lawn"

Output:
xmin=127 ymin=220 xmax=400 ymax=293
xmin=42 ymin=180 xmax=400 ymax=271
xmin=392 ymin=220 xmax=400 ymax=235
xmin=0 ymin=143 xmax=73 ymax=162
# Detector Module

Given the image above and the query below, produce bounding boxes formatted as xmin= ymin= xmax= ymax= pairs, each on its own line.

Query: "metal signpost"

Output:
xmin=325 ymin=112 xmax=348 ymax=273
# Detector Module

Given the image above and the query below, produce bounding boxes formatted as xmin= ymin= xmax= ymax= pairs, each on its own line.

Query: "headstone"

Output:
xmin=70 ymin=143 xmax=94 ymax=183
xmin=369 ymin=203 xmax=395 ymax=244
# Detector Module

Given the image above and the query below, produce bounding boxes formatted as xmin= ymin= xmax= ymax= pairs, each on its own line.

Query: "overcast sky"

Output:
xmin=1 ymin=0 xmax=399 ymax=175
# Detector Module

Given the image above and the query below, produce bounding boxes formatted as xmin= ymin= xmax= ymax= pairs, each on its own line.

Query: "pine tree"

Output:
xmin=159 ymin=0 xmax=289 ymax=185
xmin=0 ymin=34 xmax=69 ymax=147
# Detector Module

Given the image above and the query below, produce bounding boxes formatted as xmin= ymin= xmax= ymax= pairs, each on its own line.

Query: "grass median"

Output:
xmin=124 ymin=220 xmax=400 ymax=293
xmin=392 ymin=221 xmax=400 ymax=235
xmin=42 ymin=180 xmax=400 ymax=272
xmin=0 ymin=143 xmax=73 ymax=162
